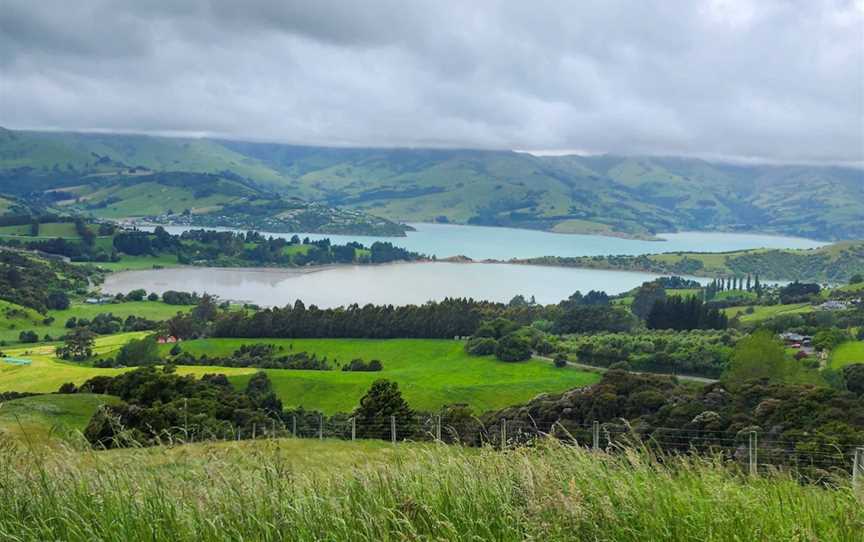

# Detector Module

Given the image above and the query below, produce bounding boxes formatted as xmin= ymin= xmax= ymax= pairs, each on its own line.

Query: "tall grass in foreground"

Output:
xmin=0 ymin=438 xmax=861 ymax=541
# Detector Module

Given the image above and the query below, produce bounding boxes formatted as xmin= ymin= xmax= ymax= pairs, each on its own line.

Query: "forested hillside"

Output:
xmin=1 ymin=127 xmax=862 ymax=240
xmin=516 ymin=241 xmax=864 ymax=283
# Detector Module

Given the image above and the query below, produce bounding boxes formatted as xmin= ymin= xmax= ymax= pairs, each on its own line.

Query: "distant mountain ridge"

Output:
xmin=1 ymin=127 xmax=861 ymax=240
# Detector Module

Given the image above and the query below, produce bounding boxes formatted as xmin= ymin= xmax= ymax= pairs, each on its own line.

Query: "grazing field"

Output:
xmin=722 ymin=302 xmax=813 ymax=323
xmin=0 ymin=333 xmax=256 ymax=395
xmin=2 ymin=335 xmax=599 ymax=414
xmin=830 ymin=341 xmax=864 ymax=369
xmin=0 ymin=221 xmax=90 ymax=239
xmin=89 ymin=253 xmax=183 ymax=271
xmin=165 ymin=338 xmax=600 ymax=414
xmin=0 ymin=393 xmax=121 ymax=444
xmin=0 ymin=300 xmax=190 ymax=344
xmin=0 ymin=438 xmax=860 ymax=541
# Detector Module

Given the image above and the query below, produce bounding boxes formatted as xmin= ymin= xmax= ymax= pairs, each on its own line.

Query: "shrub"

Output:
xmin=342 ymin=358 xmax=384 ymax=372
xmin=18 ymin=330 xmax=39 ymax=343
xmin=116 ymin=336 xmax=160 ymax=366
xmin=57 ymin=382 xmax=78 ymax=394
xmin=126 ymin=289 xmax=147 ymax=302
xmin=553 ymin=355 xmax=568 ymax=368
xmin=46 ymin=291 xmax=70 ymax=310
xmin=495 ymin=333 xmax=532 ymax=362
xmin=465 ymin=337 xmax=498 ymax=356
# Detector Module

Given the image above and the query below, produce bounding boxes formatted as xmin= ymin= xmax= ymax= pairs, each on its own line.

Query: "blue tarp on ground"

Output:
xmin=2 ymin=357 xmax=32 ymax=365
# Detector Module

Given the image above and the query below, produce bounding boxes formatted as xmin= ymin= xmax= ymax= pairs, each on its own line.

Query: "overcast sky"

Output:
xmin=1 ymin=0 xmax=862 ymax=164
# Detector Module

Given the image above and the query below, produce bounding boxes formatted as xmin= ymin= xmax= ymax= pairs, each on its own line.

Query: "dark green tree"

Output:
xmin=495 ymin=333 xmax=532 ymax=362
xmin=353 ymin=379 xmax=415 ymax=440
xmin=58 ymin=328 xmax=96 ymax=361
xmin=46 ymin=291 xmax=70 ymax=310
xmin=842 ymin=364 xmax=864 ymax=395
xmin=116 ymin=336 xmax=160 ymax=365
xmin=632 ymin=282 xmax=666 ymax=320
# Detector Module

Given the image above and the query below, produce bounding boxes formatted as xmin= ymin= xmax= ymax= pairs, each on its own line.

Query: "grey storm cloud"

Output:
xmin=0 ymin=0 xmax=862 ymax=164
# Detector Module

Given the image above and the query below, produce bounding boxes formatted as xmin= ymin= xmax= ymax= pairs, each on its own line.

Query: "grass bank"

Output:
xmin=0 ymin=439 xmax=860 ymax=541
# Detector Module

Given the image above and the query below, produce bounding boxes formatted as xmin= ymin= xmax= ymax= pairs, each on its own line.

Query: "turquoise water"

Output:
xmin=160 ymin=223 xmax=824 ymax=260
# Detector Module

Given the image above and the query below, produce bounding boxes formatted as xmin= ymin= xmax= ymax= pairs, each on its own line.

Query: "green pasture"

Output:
xmin=830 ymin=341 xmax=864 ymax=370
xmin=0 ymin=393 xmax=121 ymax=444
xmin=723 ymin=303 xmax=813 ymax=323
xmin=0 ymin=300 xmax=189 ymax=344
xmin=0 ymin=333 xmax=255 ymax=395
xmin=163 ymin=338 xmax=600 ymax=414
xmin=2 ymin=334 xmax=599 ymax=416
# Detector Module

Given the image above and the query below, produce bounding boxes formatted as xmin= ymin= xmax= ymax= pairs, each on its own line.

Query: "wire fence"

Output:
xmin=135 ymin=413 xmax=864 ymax=486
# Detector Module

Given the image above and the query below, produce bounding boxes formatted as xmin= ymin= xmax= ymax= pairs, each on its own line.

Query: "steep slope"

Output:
xmin=1 ymin=128 xmax=861 ymax=240
xmin=0 ymin=128 xmax=288 ymax=187
xmin=0 ymin=130 xmax=409 ymax=235
xmin=52 ymin=172 xmax=410 ymax=235
xmin=221 ymin=141 xmax=864 ymax=240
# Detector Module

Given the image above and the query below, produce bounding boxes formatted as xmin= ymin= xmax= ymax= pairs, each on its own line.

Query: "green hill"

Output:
xmin=516 ymin=240 xmax=864 ymax=282
xmin=2 ymin=127 xmax=862 ymax=240
xmin=0 ymin=393 xmax=121 ymax=443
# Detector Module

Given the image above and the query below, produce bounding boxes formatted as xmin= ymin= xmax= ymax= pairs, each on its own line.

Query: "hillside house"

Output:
xmin=779 ymin=332 xmax=812 ymax=347
xmin=818 ymin=300 xmax=848 ymax=311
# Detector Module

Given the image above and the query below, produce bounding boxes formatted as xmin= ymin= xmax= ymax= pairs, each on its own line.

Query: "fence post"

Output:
xmin=272 ymin=419 xmax=276 ymax=439
xmin=748 ymin=431 xmax=758 ymax=476
xmin=184 ymin=398 xmax=189 ymax=440
xmin=252 ymin=423 xmax=257 ymax=440
xmin=436 ymin=414 xmax=442 ymax=442
xmin=292 ymin=415 xmax=297 ymax=438
xmin=500 ymin=418 xmax=507 ymax=449
xmin=391 ymin=415 xmax=397 ymax=444
xmin=854 ymin=447 xmax=864 ymax=491
xmin=319 ymin=415 xmax=324 ymax=440
xmin=592 ymin=421 xmax=599 ymax=451
xmin=351 ymin=417 xmax=356 ymax=441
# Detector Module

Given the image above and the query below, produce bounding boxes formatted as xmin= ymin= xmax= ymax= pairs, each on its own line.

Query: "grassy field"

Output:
xmin=90 ymin=253 xmax=183 ymax=271
xmin=0 ymin=221 xmax=95 ymax=239
xmin=165 ymin=338 xmax=600 ymax=414
xmin=0 ymin=300 xmax=189 ymax=344
xmin=0 ymin=333 xmax=256 ymax=395
xmin=0 ymin=438 xmax=860 ymax=541
xmin=830 ymin=341 xmax=864 ymax=369
xmin=2 ymin=334 xmax=599 ymax=415
xmin=0 ymin=393 xmax=121 ymax=443
xmin=723 ymin=302 xmax=813 ymax=323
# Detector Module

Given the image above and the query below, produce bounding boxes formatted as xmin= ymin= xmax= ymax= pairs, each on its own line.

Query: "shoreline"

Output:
xmin=98 ymin=257 xmax=817 ymax=286
xmin=130 ymin=218 xmax=833 ymax=244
